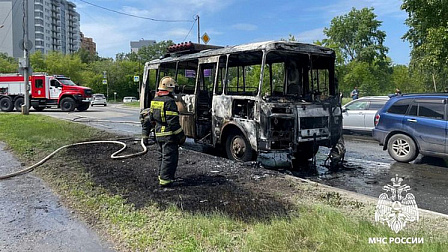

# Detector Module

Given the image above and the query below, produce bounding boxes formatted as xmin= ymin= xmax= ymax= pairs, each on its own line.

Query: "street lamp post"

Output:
xmin=22 ymin=0 xmax=30 ymax=115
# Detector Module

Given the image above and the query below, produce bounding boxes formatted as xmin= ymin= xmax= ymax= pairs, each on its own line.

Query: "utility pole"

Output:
xmin=197 ymin=15 xmax=200 ymax=44
xmin=22 ymin=0 xmax=30 ymax=115
xmin=103 ymin=71 xmax=108 ymax=100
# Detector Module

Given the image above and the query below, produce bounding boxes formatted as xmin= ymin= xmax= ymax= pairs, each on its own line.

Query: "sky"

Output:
xmin=73 ymin=0 xmax=411 ymax=65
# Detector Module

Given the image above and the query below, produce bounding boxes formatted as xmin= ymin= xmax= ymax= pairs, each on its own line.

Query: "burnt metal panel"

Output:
xmin=147 ymin=41 xmax=335 ymax=67
xmin=198 ymin=56 xmax=220 ymax=64
xmin=176 ymin=94 xmax=196 ymax=138
xmin=212 ymin=95 xmax=259 ymax=149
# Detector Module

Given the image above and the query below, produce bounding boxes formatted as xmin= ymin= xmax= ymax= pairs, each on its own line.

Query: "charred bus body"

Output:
xmin=140 ymin=41 xmax=344 ymax=168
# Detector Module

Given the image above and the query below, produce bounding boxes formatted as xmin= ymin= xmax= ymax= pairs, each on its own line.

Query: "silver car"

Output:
xmin=123 ymin=97 xmax=138 ymax=103
xmin=342 ymin=96 xmax=389 ymax=132
xmin=91 ymin=93 xmax=107 ymax=106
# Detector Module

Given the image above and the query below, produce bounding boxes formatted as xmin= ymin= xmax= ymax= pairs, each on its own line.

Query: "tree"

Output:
xmin=30 ymin=50 xmax=46 ymax=72
xmin=323 ymin=7 xmax=388 ymax=65
xmin=320 ymin=7 xmax=394 ymax=96
xmin=137 ymin=40 xmax=174 ymax=63
xmin=315 ymin=39 xmax=344 ymax=67
xmin=75 ymin=48 xmax=99 ymax=64
xmin=88 ymin=59 xmax=114 ymax=96
xmin=391 ymin=65 xmax=416 ymax=93
xmin=0 ymin=53 xmax=17 ymax=72
xmin=341 ymin=61 xmax=391 ymax=96
xmin=43 ymin=51 xmax=86 ymax=83
xmin=401 ymin=0 xmax=448 ymax=52
xmin=402 ymin=0 xmax=448 ymax=91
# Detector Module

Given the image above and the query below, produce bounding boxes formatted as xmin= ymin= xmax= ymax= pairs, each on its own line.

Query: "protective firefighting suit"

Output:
xmin=140 ymin=80 xmax=185 ymax=186
xmin=140 ymin=108 xmax=152 ymax=145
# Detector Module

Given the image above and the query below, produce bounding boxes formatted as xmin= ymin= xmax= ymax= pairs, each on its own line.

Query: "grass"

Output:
xmin=121 ymin=101 xmax=140 ymax=108
xmin=342 ymin=97 xmax=352 ymax=106
xmin=1 ymin=113 xmax=447 ymax=251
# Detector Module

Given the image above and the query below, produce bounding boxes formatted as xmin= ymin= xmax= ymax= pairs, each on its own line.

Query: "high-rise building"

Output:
xmin=130 ymin=39 xmax=156 ymax=53
xmin=0 ymin=0 xmax=81 ymax=58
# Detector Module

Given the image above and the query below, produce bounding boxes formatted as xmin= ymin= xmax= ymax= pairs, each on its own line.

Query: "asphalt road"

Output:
xmin=315 ymin=134 xmax=448 ymax=215
xmin=38 ymin=104 xmax=448 ymax=215
xmin=0 ymin=142 xmax=114 ymax=252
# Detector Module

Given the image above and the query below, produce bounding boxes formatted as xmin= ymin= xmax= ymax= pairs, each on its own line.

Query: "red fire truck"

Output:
xmin=0 ymin=73 xmax=92 ymax=112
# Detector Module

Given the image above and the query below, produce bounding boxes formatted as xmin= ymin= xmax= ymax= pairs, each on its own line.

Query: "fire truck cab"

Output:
xmin=0 ymin=73 xmax=92 ymax=112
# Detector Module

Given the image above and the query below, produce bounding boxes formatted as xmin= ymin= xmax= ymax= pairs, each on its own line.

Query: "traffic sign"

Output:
xmin=201 ymin=33 xmax=210 ymax=44
xmin=102 ymin=79 xmax=107 ymax=85
xmin=134 ymin=76 xmax=139 ymax=82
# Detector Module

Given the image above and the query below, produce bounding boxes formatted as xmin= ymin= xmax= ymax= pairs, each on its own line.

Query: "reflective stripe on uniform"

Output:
xmin=151 ymin=101 xmax=164 ymax=109
xmin=155 ymin=127 xmax=183 ymax=137
xmin=173 ymin=127 xmax=183 ymax=134
xmin=151 ymin=100 xmax=165 ymax=122
xmin=165 ymin=111 xmax=179 ymax=116
xmin=158 ymin=176 xmax=172 ymax=185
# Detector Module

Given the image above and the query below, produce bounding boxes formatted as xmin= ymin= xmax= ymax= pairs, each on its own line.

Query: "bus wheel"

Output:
xmin=60 ymin=97 xmax=76 ymax=112
xmin=0 ymin=97 xmax=14 ymax=112
xmin=14 ymin=97 xmax=24 ymax=112
xmin=226 ymin=132 xmax=253 ymax=162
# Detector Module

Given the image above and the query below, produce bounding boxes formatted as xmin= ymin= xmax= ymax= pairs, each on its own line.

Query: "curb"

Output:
xmin=286 ymin=174 xmax=448 ymax=219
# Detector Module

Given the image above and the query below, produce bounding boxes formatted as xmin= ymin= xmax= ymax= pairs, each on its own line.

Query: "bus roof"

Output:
xmin=145 ymin=40 xmax=335 ymax=67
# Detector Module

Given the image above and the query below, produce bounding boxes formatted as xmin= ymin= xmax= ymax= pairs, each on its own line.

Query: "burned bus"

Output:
xmin=140 ymin=41 xmax=344 ymax=168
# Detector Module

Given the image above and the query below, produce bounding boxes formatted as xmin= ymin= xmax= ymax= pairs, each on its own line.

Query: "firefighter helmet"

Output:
xmin=158 ymin=76 xmax=177 ymax=91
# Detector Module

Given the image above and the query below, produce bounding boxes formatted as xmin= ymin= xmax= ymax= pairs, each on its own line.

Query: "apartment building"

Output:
xmin=80 ymin=32 xmax=96 ymax=55
xmin=0 ymin=0 xmax=80 ymax=58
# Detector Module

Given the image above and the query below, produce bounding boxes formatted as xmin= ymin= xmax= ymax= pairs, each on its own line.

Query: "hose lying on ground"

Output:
xmin=0 ymin=138 xmax=148 ymax=180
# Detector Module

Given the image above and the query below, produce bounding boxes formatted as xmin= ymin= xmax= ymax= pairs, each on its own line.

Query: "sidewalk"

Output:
xmin=0 ymin=142 xmax=114 ymax=252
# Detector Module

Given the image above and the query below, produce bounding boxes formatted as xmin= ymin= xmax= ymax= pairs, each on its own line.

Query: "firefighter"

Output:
xmin=141 ymin=76 xmax=186 ymax=187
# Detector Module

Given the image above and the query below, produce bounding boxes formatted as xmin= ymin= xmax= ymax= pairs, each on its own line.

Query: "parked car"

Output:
xmin=373 ymin=93 xmax=448 ymax=162
xmin=123 ymin=97 xmax=138 ymax=103
xmin=342 ymin=96 xmax=389 ymax=132
xmin=91 ymin=93 xmax=107 ymax=106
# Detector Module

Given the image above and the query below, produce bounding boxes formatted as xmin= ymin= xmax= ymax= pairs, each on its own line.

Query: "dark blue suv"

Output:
xmin=373 ymin=93 xmax=448 ymax=162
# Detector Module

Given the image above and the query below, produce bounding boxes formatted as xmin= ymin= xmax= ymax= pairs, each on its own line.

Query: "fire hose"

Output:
xmin=0 ymin=138 xmax=149 ymax=180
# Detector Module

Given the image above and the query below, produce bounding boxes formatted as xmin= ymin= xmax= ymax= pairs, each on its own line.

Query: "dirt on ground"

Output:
xmin=69 ymin=138 xmax=300 ymax=222
xmin=66 ymin=136 xmax=448 ymax=225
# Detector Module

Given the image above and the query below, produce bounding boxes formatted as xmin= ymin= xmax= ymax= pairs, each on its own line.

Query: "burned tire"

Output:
xmin=225 ymin=131 xmax=254 ymax=162
xmin=0 ymin=97 xmax=14 ymax=112
xmin=292 ymin=143 xmax=319 ymax=169
xmin=76 ymin=102 xmax=90 ymax=111
xmin=387 ymin=134 xmax=418 ymax=163
xmin=295 ymin=143 xmax=319 ymax=161
xmin=14 ymin=97 xmax=24 ymax=112
xmin=60 ymin=97 xmax=76 ymax=112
